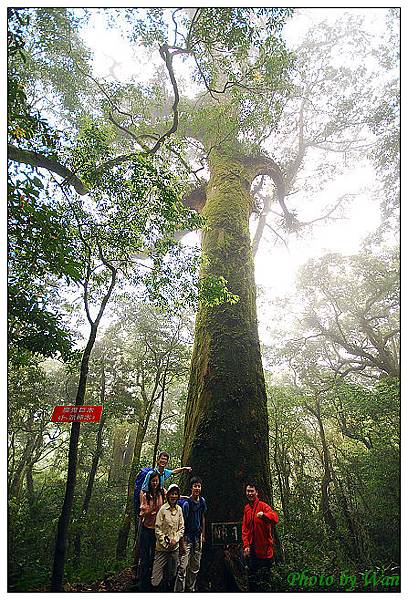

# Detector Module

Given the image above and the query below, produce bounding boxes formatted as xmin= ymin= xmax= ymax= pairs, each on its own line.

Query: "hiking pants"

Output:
xmin=247 ymin=552 xmax=272 ymax=592
xmin=174 ymin=538 xmax=202 ymax=592
xmin=151 ymin=549 xmax=179 ymax=589
xmin=139 ymin=526 xmax=155 ymax=590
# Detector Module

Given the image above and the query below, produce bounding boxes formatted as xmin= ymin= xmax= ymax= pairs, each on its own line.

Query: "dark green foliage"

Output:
xmin=8 ymin=170 xmax=81 ymax=359
xmin=8 ymin=481 xmax=126 ymax=591
xmin=8 ymin=9 xmax=81 ymax=359
xmin=267 ymin=377 xmax=400 ymax=591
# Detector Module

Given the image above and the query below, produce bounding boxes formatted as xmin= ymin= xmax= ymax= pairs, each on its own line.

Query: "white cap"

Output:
xmin=166 ymin=483 xmax=180 ymax=497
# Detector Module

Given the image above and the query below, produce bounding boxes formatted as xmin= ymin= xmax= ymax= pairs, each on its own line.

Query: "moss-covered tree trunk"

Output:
xmin=181 ymin=150 xmax=273 ymax=590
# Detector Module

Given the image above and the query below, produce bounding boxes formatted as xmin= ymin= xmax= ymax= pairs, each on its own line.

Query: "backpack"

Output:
xmin=134 ymin=467 xmax=153 ymax=517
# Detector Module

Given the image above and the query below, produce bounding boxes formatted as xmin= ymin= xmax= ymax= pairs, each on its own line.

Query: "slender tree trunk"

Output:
xmin=108 ymin=425 xmax=128 ymax=486
xmin=152 ymin=369 xmax=168 ymax=467
xmin=123 ymin=427 xmax=138 ymax=470
xmin=51 ymin=420 xmax=82 ymax=591
xmin=181 ymin=150 xmax=273 ymax=590
xmin=50 ymin=259 xmax=116 ymax=591
xmin=272 ymin=419 xmax=291 ymax=520
xmin=74 ymin=369 xmax=107 ymax=567
xmin=116 ymin=420 xmax=147 ymax=561
xmin=116 ymin=359 xmax=163 ymax=562
xmin=9 ymin=421 xmax=37 ymax=500
xmin=336 ymin=477 xmax=362 ymax=560
xmin=51 ymin=268 xmax=116 ymax=591
xmin=314 ymin=403 xmax=337 ymax=533
xmin=25 ymin=462 xmax=35 ymax=514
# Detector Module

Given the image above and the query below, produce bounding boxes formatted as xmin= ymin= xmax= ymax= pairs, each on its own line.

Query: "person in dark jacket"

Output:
xmin=241 ymin=481 xmax=279 ymax=591
xmin=174 ymin=476 xmax=207 ymax=592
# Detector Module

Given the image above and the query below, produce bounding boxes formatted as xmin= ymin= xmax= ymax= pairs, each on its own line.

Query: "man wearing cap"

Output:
xmin=151 ymin=483 xmax=184 ymax=590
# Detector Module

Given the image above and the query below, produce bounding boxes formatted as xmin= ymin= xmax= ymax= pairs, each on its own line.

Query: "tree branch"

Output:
xmin=148 ymin=44 xmax=180 ymax=154
xmin=8 ymin=144 xmax=88 ymax=195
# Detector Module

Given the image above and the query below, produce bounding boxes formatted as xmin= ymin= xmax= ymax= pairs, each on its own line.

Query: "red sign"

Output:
xmin=51 ymin=406 xmax=103 ymax=423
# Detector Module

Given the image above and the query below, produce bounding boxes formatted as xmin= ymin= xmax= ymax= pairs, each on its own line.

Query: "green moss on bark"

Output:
xmin=182 ymin=150 xmax=272 ymax=525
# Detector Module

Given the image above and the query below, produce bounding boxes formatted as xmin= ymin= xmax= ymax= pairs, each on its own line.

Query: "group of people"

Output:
xmin=135 ymin=451 xmax=279 ymax=592
xmin=136 ymin=452 xmax=206 ymax=592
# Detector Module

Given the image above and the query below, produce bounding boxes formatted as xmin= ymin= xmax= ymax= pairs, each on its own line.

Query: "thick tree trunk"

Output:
xmin=181 ymin=150 xmax=273 ymax=590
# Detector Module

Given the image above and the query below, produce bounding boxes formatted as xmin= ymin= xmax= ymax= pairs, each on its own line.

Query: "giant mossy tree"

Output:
xmin=8 ymin=7 xmax=398 ymax=591
xmin=182 ymin=152 xmax=286 ymax=504
xmin=147 ymin=6 xmax=295 ymax=563
xmin=9 ymin=4 xmax=295 ymax=568
xmin=143 ymin=10 xmax=296 ymax=587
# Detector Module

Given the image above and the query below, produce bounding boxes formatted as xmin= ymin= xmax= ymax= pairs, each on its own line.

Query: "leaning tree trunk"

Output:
xmin=181 ymin=150 xmax=273 ymax=591
xmin=122 ymin=427 xmax=138 ymax=471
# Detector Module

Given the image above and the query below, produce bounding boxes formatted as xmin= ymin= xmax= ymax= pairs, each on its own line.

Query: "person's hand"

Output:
xmin=256 ymin=511 xmax=264 ymax=518
xmin=168 ymin=538 xmax=177 ymax=549
xmin=243 ymin=547 xmax=250 ymax=558
xmin=185 ymin=466 xmax=192 ymax=472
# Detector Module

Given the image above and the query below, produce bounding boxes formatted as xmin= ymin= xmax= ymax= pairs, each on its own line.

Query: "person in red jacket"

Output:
xmin=242 ymin=481 xmax=279 ymax=591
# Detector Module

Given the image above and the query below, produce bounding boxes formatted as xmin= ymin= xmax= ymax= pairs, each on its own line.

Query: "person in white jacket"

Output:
xmin=151 ymin=483 xmax=184 ymax=590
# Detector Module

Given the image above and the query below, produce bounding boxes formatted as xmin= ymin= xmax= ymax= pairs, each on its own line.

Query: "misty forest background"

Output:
xmin=8 ymin=7 xmax=399 ymax=592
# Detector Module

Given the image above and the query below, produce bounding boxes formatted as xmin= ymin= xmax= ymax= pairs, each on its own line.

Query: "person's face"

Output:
xmin=168 ymin=490 xmax=179 ymax=505
xmin=150 ymin=475 xmax=159 ymax=490
xmin=246 ymin=486 xmax=258 ymax=503
xmin=157 ymin=454 xmax=169 ymax=468
xmin=191 ymin=482 xmax=201 ymax=498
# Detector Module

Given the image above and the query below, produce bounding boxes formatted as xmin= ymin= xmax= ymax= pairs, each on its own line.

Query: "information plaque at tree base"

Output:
xmin=51 ymin=405 xmax=103 ymax=423
xmin=212 ymin=522 xmax=242 ymax=545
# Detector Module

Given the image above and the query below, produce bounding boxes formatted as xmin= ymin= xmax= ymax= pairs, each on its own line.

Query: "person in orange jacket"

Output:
xmin=241 ymin=481 xmax=279 ymax=591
